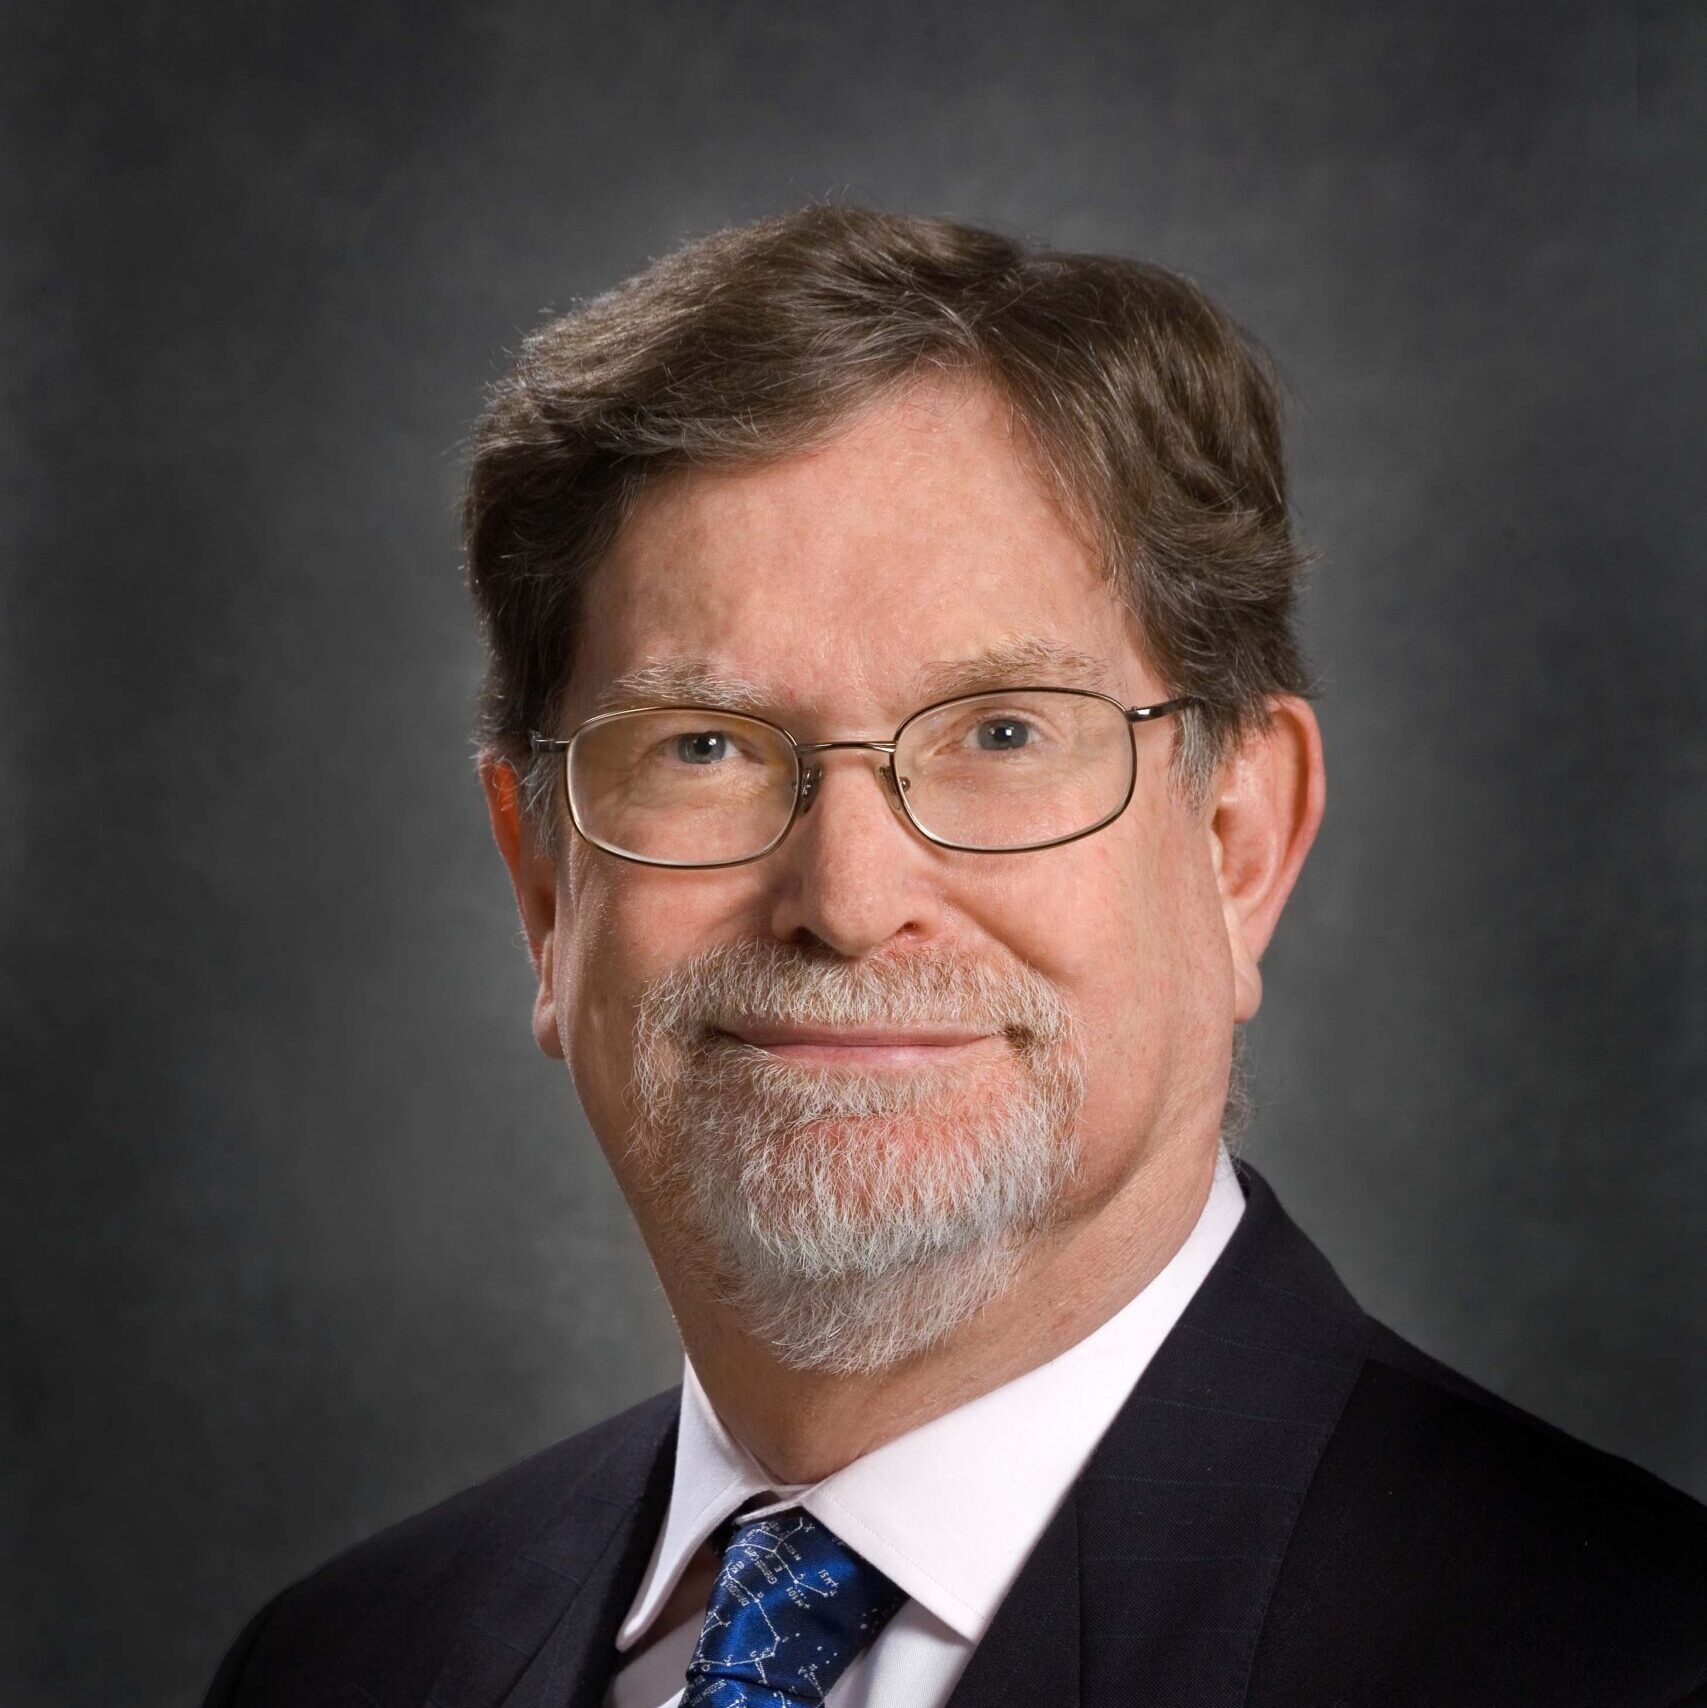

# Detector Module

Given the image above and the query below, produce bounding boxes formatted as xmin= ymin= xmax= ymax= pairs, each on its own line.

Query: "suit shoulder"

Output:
xmin=202 ymin=1388 xmax=678 ymax=1707
xmin=285 ymin=1386 xmax=678 ymax=1602
xmin=1252 ymin=1331 xmax=1706 ymax=1704
xmin=1361 ymin=1321 xmax=1705 ymax=1544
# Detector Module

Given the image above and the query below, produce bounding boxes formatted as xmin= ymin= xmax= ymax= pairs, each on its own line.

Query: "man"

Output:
xmin=205 ymin=206 xmax=1705 ymax=1707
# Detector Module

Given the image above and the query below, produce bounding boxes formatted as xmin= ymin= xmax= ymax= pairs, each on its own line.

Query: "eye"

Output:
xmin=973 ymin=717 xmax=1033 ymax=751
xmin=671 ymin=730 xmax=733 ymax=765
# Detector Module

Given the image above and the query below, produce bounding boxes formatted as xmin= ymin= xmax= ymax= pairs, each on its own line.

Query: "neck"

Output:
xmin=657 ymin=1137 xmax=1220 ymax=1485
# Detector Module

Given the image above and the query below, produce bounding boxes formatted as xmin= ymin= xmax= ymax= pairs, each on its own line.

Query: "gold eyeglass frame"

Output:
xmin=529 ymin=686 xmax=1202 ymax=870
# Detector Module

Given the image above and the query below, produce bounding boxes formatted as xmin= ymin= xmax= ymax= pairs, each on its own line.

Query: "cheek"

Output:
xmin=995 ymin=823 xmax=1173 ymax=1012
xmin=555 ymin=864 xmax=738 ymax=1078
xmin=986 ymin=815 xmax=1228 ymax=1138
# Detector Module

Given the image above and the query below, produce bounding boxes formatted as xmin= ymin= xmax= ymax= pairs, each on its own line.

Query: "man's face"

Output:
xmin=521 ymin=380 xmax=1246 ymax=1366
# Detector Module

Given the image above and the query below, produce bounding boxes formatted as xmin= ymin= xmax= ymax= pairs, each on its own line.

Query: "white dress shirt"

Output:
xmin=606 ymin=1145 xmax=1247 ymax=1708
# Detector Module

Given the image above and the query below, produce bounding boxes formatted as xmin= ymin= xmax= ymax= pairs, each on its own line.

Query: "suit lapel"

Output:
xmin=942 ymin=1493 xmax=1081 ymax=1707
xmin=949 ymin=1162 xmax=1373 ymax=1708
xmin=425 ymin=1394 xmax=677 ymax=1708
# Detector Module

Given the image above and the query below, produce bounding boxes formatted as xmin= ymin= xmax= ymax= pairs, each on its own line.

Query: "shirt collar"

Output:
xmin=617 ymin=1144 xmax=1246 ymax=1648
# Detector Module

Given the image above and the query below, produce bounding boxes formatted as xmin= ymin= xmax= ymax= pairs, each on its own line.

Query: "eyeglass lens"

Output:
xmin=566 ymin=690 xmax=1138 ymax=866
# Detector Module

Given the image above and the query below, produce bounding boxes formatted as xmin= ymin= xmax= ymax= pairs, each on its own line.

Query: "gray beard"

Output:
xmin=627 ymin=941 xmax=1087 ymax=1375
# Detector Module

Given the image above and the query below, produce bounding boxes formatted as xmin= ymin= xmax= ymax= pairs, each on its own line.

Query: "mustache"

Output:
xmin=633 ymin=939 xmax=1076 ymax=1051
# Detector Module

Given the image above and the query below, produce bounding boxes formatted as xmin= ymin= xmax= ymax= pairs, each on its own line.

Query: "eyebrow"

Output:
xmin=912 ymin=638 xmax=1118 ymax=700
xmin=592 ymin=661 xmax=775 ymax=715
xmin=589 ymin=637 xmax=1120 ymax=719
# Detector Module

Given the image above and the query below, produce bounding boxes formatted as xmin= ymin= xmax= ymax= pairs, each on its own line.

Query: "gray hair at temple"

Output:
xmin=463 ymin=204 xmax=1313 ymax=843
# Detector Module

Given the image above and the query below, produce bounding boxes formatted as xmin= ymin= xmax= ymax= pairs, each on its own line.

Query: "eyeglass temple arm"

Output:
xmin=1126 ymin=696 xmax=1201 ymax=722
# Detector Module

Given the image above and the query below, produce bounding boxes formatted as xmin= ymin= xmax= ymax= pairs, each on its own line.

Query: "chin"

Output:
xmin=642 ymin=1071 xmax=1084 ymax=1376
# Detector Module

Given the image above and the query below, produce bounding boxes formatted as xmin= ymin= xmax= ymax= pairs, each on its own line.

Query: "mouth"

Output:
xmin=714 ymin=1024 xmax=1001 ymax=1069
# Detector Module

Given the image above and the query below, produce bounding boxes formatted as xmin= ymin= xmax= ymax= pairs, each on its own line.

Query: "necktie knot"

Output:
xmin=682 ymin=1508 xmax=905 ymax=1706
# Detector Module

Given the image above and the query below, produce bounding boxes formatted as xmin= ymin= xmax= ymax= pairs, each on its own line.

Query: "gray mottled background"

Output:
xmin=2 ymin=2 xmax=1701 ymax=1703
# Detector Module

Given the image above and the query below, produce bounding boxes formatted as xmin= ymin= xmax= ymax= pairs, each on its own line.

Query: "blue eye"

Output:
xmin=673 ymin=731 xmax=730 ymax=764
xmin=975 ymin=718 xmax=1031 ymax=751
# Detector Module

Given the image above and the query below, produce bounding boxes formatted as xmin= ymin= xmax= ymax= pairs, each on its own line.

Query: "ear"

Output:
xmin=480 ymin=753 xmax=567 ymax=1061
xmin=1207 ymin=696 xmax=1325 ymax=1023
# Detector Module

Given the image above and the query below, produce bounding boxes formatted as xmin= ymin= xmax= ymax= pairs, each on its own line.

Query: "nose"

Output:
xmin=796 ymin=745 xmax=909 ymax=819
xmin=764 ymin=747 xmax=933 ymax=958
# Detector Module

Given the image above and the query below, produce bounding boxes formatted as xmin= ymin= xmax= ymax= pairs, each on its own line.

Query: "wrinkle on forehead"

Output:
xmin=566 ymin=377 xmax=1149 ymax=727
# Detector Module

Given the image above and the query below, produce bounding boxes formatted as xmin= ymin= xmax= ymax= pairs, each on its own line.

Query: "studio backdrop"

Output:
xmin=2 ymin=4 xmax=1700 ymax=1705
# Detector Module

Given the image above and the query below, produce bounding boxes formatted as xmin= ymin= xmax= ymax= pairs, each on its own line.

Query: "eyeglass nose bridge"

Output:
xmin=793 ymin=738 xmax=908 ymax=819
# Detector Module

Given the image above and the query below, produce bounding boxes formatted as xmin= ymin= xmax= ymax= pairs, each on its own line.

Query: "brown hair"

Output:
xmin=465 ymin=204 xmax=1311 ymax=828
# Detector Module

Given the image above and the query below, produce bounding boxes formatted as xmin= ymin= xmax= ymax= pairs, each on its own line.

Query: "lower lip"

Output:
xmin=721 ymin=1034 xmax=998 ymax=1069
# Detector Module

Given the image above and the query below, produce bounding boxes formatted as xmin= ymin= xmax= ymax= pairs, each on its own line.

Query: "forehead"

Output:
xmin=567 ymin=379 xmax=1147 ymax=721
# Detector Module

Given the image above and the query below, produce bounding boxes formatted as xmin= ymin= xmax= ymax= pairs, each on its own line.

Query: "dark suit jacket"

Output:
xmin=204 ymin=1163 xmax=1707 ymax=1706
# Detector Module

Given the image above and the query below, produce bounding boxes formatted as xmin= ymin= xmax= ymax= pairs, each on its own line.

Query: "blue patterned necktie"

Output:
xmin=681 ymin=1508 xmax=906 ymax=1706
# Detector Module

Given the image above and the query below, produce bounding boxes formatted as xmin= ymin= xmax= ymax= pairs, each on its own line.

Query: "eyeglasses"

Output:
xmin=529 ymin=686 xmax=1200 ymax=869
